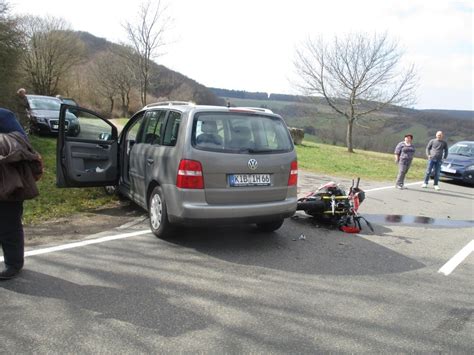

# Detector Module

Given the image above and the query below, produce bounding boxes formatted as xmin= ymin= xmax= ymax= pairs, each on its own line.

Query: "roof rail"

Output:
xmin=233 ymin=107 xmax=274 ymax=114
xmin=144 ymin=101 xmax=195 ymax=109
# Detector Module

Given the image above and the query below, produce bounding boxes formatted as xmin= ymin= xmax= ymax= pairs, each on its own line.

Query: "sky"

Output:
xmin=10 ymin=0 xmax=474 ymax=111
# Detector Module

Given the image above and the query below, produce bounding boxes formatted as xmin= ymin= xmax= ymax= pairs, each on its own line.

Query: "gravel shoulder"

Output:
xmin=23 ymin=200 xmax=146 ymax=247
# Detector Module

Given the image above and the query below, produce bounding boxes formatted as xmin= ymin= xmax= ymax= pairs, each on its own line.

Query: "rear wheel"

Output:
xmin=256 ymin=219 xmax=284 ymax=232
xmin=149 ymin=186 xmax=171 ymax=238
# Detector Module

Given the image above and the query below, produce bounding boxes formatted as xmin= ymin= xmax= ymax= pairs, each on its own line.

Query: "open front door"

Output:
xmin=56 ymin=105 xmax=119 ymax=188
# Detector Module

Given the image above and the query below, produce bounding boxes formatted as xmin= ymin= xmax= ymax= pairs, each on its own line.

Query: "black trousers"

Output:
xmin=0 ymin=200 xmax=24 ymax=270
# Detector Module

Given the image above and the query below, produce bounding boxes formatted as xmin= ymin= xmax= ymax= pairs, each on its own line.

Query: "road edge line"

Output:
xmin=438 ymin=239 xmax=474 ymax=276
xmin=365 ymin=181 xmax=424 ymax=193
xmin=0 ymin=229 xmax=151 ymax=262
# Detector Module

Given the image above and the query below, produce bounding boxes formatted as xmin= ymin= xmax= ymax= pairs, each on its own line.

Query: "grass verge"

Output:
xmin=296 ymin=141 xmax=426 ymax=181
xmin=24 ymin=136 xmax=116 ymax=225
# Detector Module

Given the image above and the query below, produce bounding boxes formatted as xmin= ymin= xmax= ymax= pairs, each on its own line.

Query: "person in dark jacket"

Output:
xmin=15 ymin=88 xmax=31 ymax=133
xmin=0 ymin=108 xmax=42 ymax=280
xmin=421 ymin=131 xmax=449 ymax=191
xmin=394 ymin=134 xmax=416 ymax=189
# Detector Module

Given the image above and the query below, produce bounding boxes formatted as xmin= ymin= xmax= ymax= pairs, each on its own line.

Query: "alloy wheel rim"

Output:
xmin=150 ymin=193 xmax=162 ymax=230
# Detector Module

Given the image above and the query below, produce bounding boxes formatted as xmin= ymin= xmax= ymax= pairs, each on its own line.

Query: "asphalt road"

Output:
xmin=1 ymin=178 xmax=473 ymax=353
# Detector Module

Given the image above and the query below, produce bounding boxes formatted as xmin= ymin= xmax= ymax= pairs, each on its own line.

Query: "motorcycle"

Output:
xmin=296 ymin=178 xmax=373 ymax=233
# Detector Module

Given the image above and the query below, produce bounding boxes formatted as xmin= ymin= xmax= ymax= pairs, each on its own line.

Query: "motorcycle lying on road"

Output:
xmin=296 ymin=178 xmax=374 ymax=233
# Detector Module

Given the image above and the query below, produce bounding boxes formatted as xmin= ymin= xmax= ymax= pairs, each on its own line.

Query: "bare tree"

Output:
xmin=88 ymin=46 xmax=139 ymax=117
xmin=294 ymin=32 xmax=417 ymax=152
xmin=110 ymin=45 xmax=139 ymax=116
xmin=89 ymin=51 xmax=120 ymax=115
xmin=123 ymin=0 xmax=170 ymax=106
xmin=21 ymin=16 xmax=85 ymax=96
xmin=0 ymin=0 xmax=24 ymax=107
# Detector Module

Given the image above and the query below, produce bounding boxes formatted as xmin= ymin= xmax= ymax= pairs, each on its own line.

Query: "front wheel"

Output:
xmin=255 ymin=219 xmax=284 ymax=232
xmin=104 ymin=185 xmax=117 ymax=195
xmin=148 ymin=186 xmax=171 ymax=238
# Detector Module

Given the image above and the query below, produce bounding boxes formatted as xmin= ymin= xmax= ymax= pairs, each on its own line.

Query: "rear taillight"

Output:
xmin=288 ymin=160 xmax=298 ymax=186
xmin=176 ymin=159 xmax=204 ymax=189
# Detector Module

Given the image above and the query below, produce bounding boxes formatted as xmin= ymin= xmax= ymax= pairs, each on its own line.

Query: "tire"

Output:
xmin=148 ymin=186 xmax=171 ymax=238
xmin=104 ymin=185 xmax=117 ymax=195
xmin=255 ymin=219 xmax=284 ymax=232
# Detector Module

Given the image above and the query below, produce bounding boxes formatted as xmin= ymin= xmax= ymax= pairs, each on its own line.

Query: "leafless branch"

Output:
xmin=294 ymin=32 xmax=417 ymax=152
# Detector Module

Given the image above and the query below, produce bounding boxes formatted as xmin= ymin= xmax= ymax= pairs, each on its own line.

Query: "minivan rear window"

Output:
xmin=193 ymin=112 xmax=293 ymax=153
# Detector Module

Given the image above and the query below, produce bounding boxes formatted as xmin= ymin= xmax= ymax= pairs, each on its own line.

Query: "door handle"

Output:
xmin=96 ymin=144 xmax=110 ymax=149
xmin=147 ymin=158 xmax=154 ymax=165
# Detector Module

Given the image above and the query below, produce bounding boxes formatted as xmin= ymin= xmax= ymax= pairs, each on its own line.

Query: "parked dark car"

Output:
xmin=440 ymin=141 xmax=474 ymax=185
xmin=56 ymin=102 xmax=298 ymax=237
xmin=27 ymin=95 xmax=80 ymax=136
xmin=57 ymin=97 xmax=78 ymax=106
xmin=56 ymin=96 xmax=79 ymax=116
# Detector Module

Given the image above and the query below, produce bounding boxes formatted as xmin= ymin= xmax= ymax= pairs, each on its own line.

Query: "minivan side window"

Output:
xmin=137 ymin=110 xmax=167 ymax=144
xmin=162 ymin=111 xmax=181 ymax=146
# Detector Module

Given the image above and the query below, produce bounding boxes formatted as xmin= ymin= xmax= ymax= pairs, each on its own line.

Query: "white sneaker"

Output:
xmin=396 ymin=185 xmax=403 ymax=189
xmin=421 ymin=183 xmax=428 ymax=188
xmin=434 ymin=185 xmax=440 ymax=191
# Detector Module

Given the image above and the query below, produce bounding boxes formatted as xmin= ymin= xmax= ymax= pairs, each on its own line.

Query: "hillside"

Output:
xmin=75 ymin=31 xmax=224 ymax=111
xmin=211 ymin=89 xmax=473 ymax=157
xmin=40 ymin=30 xmax=473 ymax=154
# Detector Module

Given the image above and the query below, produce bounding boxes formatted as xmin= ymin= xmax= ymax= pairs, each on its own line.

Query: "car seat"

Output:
xmin=197 ymin=120 xmax=222 ymax=146
xmin=229 ymin=126 xmax=253 ymax=149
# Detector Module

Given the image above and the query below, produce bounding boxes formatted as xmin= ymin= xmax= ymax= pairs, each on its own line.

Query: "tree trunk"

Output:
xmin=346 ymin=119 xmax=354 ymax=153
xmin=120 ymin=92 xmax=128 ymax=117
xmin=108 ymin=97 xmax=114 ymax=116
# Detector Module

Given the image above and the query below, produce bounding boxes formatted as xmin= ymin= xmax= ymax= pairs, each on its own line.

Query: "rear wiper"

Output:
xmin=247 ymin=148 xmax=275 ymax=153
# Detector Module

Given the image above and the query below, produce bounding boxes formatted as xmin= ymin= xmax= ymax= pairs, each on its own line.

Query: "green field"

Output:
xmin=296 ymin=141 xmax=426 ymax=181
xmin=24 ymin=136 xmax=116 ymax=224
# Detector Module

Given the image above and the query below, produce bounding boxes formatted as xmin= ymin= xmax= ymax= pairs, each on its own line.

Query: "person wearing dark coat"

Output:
xmin=15 ymin=88 xmax=31 ymax=133
xmin=0 ymin=108 xmax=42 ymax=280
xmin=394 ymin=134 xmax=416 ymax=189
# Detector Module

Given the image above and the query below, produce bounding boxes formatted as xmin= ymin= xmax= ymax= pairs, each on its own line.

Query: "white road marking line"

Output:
xmin=0 ymin=229 xmax=151 ymax=262
xmin=438 ymin=239 xmax=474 ymax=276
xmin=365 ymin=181 xmax=424 ymax=193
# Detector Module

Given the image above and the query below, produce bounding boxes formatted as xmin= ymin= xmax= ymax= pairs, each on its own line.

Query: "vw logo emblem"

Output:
xmin=248 ymin=159 xmax=258 ymax=170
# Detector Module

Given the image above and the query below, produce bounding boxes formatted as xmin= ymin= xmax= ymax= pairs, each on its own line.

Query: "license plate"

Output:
xmin=52 ymin=122 xmax=68 ymax=130
xmin=229 ymin=174 xmax=271 ymax=187
xmin=441 ymin=166 xmax=456 ymax=174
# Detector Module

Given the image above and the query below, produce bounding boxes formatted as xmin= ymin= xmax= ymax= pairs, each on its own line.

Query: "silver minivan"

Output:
xmin=56 ymin=102 xmax=298 ymax=237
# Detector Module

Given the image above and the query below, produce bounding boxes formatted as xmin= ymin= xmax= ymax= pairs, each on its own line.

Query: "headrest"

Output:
xmin=233 ymin=126 xmax=251 ymax=138
xmin=202 ymin=120 xmax=217 ymax=133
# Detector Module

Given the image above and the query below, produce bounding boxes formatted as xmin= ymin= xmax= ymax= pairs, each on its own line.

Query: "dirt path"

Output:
xmin=23 ymin=200 xmax=146 ymax=247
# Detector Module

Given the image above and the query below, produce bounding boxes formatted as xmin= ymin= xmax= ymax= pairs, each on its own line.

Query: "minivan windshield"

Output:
xmin=193 ymin=112 xmax=293 ymax=153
